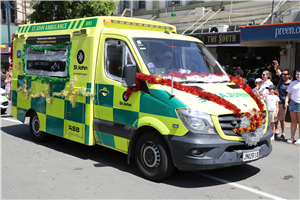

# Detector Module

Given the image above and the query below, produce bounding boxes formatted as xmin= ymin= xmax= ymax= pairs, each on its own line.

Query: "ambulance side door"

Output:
xmin=94 ymin=35 xmax=141 ymax=149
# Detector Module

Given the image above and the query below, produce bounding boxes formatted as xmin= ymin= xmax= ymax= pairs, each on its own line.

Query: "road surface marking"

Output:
xmin=195 ymin=172 xmax=286 ymax=200
xmin=1 ymin=118 xmax=23 ymax=123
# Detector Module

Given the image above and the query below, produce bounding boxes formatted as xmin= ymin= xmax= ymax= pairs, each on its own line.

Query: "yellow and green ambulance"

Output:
xmin=12 ymin=16 xmax=272 ymax=181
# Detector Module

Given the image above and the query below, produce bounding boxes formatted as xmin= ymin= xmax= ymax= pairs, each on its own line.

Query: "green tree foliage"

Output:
xmin=27 ymin=0 xmax=118 ymax=23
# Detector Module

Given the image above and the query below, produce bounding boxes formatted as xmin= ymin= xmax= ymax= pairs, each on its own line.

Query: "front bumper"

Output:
xmin=164 ymin=124 xmax=273 ymax=171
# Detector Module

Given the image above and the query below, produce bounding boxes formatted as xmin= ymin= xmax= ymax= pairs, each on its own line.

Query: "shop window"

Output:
xmin=138 ymin=1 xmax=146 ymax=10
xmin=172 ymin=0 xmax=180 ymax=5
xmin=122 ymin=1 xmax=130 ymax=11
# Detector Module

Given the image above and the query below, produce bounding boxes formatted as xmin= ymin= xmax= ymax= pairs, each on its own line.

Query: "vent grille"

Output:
xmin=218 ymin=111 xmax=267 ymax=136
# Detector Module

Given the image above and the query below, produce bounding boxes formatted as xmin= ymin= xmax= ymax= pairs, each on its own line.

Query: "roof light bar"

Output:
xmin=104 ymin=19 xmax=112 ymax=23
xmin=103 ymin=19 xmax=173 ymax=30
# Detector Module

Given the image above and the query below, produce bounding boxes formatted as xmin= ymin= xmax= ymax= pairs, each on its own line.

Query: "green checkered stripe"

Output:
xmin=11 ymin=76 xmax=92 ymax=145
xmin=93 ymin=83 xmax=187 ymax=150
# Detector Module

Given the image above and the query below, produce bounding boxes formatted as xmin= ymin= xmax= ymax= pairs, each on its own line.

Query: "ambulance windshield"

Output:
xmin=134 ymin=38 xmax=229 ymax=83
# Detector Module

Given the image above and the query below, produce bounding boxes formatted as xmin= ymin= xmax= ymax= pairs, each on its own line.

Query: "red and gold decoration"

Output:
xmin=9 ymin=33 xmax=15 ymax=74
xmin=17 ymin=76 xmax=94 ymax=108
xmin=125 ymin=73 xmax=265 ymax=145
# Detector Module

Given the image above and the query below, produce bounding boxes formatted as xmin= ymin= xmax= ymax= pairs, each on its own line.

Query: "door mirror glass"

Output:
xmin=121 ymin=64 xmax=136 ymax=88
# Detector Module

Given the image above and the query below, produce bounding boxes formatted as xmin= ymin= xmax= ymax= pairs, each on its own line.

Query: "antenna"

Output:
xmin=171 ymin=34 xmax=174 ymax=97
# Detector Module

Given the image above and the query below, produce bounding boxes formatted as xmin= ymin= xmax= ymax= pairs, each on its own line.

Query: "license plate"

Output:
xmin=243 ymin=150 xmax=259 ymax=162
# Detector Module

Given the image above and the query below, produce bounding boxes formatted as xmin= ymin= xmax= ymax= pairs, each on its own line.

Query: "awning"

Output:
xmin=239 ymin=22 xmax=300 ymax=47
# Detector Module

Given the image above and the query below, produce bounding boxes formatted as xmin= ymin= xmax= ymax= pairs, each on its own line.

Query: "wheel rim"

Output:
xmin=141 ymin=141 xmax=160 ymax=172
xmin=32 ymin=116 xmax=40 ymax=137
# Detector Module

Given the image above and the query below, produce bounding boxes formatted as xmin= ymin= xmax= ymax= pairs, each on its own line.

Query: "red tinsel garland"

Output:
xmin=125 ymin=73 xmax=242 ymax=116
xmin=9 ymin=33 xmax=15 ymax=73
xmin=125 ymin=73 xmax=265 ymax=135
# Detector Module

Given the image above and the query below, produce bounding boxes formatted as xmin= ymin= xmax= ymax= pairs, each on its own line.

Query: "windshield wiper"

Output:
xmin=180 ymin=81 xmax=206 ymax=83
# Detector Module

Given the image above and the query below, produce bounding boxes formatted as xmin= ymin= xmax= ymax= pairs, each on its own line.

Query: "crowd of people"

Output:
xmin=1 ymin=68 xmax=11 ymax=101
xmin=234 ymin=60 xmax=300 ymax=145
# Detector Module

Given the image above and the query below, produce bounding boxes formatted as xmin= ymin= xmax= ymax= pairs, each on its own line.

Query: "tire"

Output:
xmin=1 ymin=108 xmax=6 ymax=114
xmin=135 ymin=132 xmax=175 ymax=181
xmin=29 ymin=113 xmax=48 ymax=142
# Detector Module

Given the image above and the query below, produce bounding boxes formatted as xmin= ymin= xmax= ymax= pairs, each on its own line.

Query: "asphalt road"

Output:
xmin=1 ymin=103 xmax=299 ymax=200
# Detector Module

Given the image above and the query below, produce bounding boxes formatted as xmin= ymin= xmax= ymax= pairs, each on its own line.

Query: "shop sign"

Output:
xmin=241 ymin=22 xmax=300 ymax=41
xmin=190 ymin=32 xmax=241 ymax=45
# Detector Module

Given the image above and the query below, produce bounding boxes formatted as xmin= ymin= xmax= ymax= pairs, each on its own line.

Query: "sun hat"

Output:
xmin=255 ymin=78 xmax=263 ymax=83
xmin=266 ymin=85 xmax=276 ymax=90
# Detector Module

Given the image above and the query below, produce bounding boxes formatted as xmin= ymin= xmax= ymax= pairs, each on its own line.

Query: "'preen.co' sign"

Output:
xmin=275 ymin=26 xmax=300 ymax=38
xmin=241 ymin=22 xmax=300 ymax=41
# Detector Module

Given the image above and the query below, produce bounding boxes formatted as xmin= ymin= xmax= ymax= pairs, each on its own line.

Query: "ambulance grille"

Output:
xmin=218 ymin=111 xmax=267 ymax=136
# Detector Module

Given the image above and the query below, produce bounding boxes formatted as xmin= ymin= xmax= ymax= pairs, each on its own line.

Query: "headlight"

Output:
xmin=176 ymin=109 xmax=216 ymax=134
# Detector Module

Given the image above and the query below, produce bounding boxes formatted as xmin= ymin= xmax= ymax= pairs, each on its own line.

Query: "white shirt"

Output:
xmin=286 ymin=80 xmax=300 ymax=104
xmin=265 ymin=95 xmax=280 ymax=111
xmin=259 ymin=79 xmax=273 ymax=95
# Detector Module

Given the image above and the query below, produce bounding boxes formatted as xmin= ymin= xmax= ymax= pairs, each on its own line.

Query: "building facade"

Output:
xmin=115 ymin=0 xmax=300 ymax=78
xmin=1 ymin=1 xmax=33 ymax=71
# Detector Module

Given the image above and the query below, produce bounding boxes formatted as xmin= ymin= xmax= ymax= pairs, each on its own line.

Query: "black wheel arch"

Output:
xmin=127 ymin=125 xmax=174 ymax=165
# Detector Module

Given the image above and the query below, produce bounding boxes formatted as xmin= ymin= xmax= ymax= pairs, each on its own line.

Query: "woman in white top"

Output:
xmin=260 ymin=70 xmax=273 ymax=98
xmin=285 ymin=70 xmax=300 ymax=145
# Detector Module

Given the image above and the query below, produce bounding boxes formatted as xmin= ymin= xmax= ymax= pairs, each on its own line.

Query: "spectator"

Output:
xmin=4 ymin=72 xmax=11 ymax=100
xmin=260 ymin=70 xmax=273 ymax=98
xmin=252 ymin=78 xmax=263 ymax=99
xmin=271 ymin=71 xmax=279 ymax=86
xmin=265 ymin=85 xmax=280 ymax=141
xmin=1 ymin=69 xmax=6 ymax=89
xmin=285 ymin=69 xmax=300 ymax=145
xmin=273 ymin=60 xmax=292 ymax=140
xmin=234 ymin=69 xmax=247 ymax=83
xmin=247 ymin=68 xmax=258 ymax=88
xmin=234 ymin=69 xmax=244 ymax=79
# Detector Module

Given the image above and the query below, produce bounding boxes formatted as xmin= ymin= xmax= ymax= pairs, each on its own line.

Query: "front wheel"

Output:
xmin=29 ymin=113 xmax=48 ymax=142
xmin=135 ymin=132 xmax=175 ymax=181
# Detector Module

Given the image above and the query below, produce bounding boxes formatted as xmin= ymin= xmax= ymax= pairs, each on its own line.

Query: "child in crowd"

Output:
xmin=252 ymin=78 xmax=263 ymax=99
xmin=265 ymin=85 xmax=280 ymax=141
xmin=4 ymin=72 xmax=11 ymax=100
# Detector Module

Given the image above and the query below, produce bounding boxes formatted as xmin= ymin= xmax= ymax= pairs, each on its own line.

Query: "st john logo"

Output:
xmin=77 ymin=50 xmax=85 ymax=64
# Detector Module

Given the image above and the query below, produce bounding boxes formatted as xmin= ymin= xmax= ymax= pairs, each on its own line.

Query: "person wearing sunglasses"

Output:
xmin=285 ymin=69 xmax=300 ymax=145
xmin=260 ymin=70 xmax=273 ymax=99
xmin=274 ymin=60 xmax=292 ymax=140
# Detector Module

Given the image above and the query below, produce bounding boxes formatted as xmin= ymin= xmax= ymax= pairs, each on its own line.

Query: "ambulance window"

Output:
xmin=105 ymin=39 xmax=136 ymax=82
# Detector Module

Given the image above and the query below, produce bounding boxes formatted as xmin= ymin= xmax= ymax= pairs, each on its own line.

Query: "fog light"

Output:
xmin=192 ymin=149 xmax=202 ymax=156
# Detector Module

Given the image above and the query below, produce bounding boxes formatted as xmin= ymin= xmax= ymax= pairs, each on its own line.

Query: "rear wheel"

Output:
xmin=29 ymin=113 xmax=48 ymax=142
xmin=135 ymin=132 xmax=175 ymax=181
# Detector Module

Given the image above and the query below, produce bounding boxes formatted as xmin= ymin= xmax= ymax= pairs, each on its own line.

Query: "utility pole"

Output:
xmin=3 ymin=0 xmax=11 ymax=48
xmin=271 ymin=0 xmax=275 ymax=24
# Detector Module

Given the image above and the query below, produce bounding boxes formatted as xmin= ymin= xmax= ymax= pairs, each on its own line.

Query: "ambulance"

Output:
xmin=11 ymin=16 xmax=272 ymax=181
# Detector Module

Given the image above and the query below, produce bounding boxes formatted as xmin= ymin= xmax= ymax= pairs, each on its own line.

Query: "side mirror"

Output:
xmin=121 ymin=64 xmax=136 ymax=88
